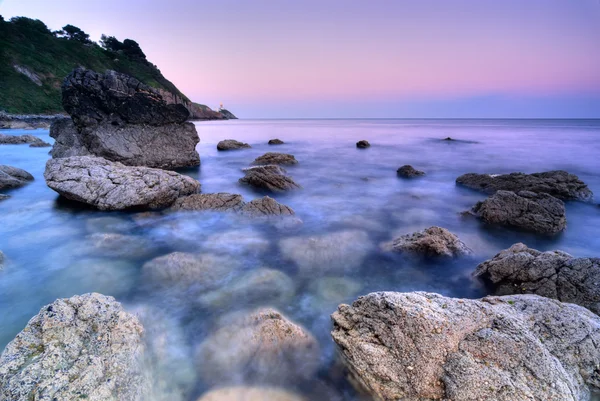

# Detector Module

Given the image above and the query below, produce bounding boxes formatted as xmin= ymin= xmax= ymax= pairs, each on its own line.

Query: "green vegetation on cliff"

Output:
xmin=0 ymin=16 xmax=189 ymax=114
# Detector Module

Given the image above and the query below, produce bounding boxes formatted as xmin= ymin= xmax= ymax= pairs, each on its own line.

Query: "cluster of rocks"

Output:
xmin=0 ymin=111 xmax=67 ymax=130
xmin=0 ymin=132 xmax=51 ymax=147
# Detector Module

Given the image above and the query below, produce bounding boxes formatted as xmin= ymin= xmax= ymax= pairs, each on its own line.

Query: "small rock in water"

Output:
xmin=217 ymin=139 xmax=251 ymax=150
xmin=197 ymin=386 xmax=307 ymax=401
xmin=356 ymin=140 xmax=371 ymax=148
xmin=195 ymin=308 xmax=320 ymax=385
xmin=0 ymin=133 xmax=50 ymax=147
xmin=397 ymin=165 xmax=425 ymax=178
xmin=0 ymin=165 xmax=34 ymax=190
xmin=170 ymin=193 xmax=245 ymax=212
xmin=239 ymin=165 xmax=300 ymax=192
xmin=251 ymin=152 xmax=298 ymax=165
xmin=239 ymin=195 xmax=295 ymax=218
xmin=380 ymin=226 xmax=473 ymax=258
xmin=268 ymin=138 xmax=285 ymax=145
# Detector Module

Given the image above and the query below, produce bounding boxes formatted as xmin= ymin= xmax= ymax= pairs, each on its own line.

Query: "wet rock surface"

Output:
xmin=44 ymin=156 xmax=199 ymax=210
xmin=239 ymin=165 xmax=300 ymax=192
xmin=239 ymin=196 xmax=296 ymax=217
xmin=381 ymin=226 xmax=472 ymax=258
xmin=456 ymin=170 xmax=593 ymax=202
xmin=331 ymin=291 xmax=600 ymax=401
xmin=170 ymin=193 xmax=245 ymax=212
xmin=217 ymin=139 xmax=251 ymax=150
xmin=397 ymin=165 xmax=425 ymax=178
xmin=471 ymin=190 xmax=566 ymax=235
xmin=0 ymin=165 xmax=34 ymax=190
xmin=251 ymin=152 xmax=298 ymax=165
xmin=474 ymin=243 xmax=600 ymax=314
xmin=0 ymin=133 xmax=51 ymax=147
xmin=268 ymin=138 xmax=285 ymax=145
xmin=356 ymin=140 xmax=370 ymax=148
xmin=0 ymin=293 xmax=149 ymax=401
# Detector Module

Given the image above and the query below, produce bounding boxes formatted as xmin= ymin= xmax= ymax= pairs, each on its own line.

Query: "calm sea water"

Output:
xmin=1 ymin=119 xmax=599 ymax=400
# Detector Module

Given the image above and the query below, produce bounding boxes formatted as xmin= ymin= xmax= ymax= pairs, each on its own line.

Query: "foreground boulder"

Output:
xmin=268 ymin=139 xmax=284 ymax=145
xmin=217 ymin=139 xmax=251 ymax=150
xmin=51 ymin=67 xmax=200 ymax=168
xmin=0 ymin=165 xmax=34 ymax=190
xmin=381 ymin=226 xmax=472 ymax=258
xmin=456 ymin=170 xmax=593 ymax=202
xmin=0 ymin=133 xmax=51 ymax=147
xmin=197 ymin=386 xmax=306 ymax=401
xmin=471 ymin=190 xmax=566 ymax=235
xmin=195 ymin=308 xmax=320 ymax=385
xmin=0 ymin=293 xmax=149 ymax=401
xmin=474 ymin=243 xmax=600 ymax=314
xmin=239 ymin=165 xmax=300 ymax=192
xmin=251 ymin=152 xmax=298 ymax=165
xmin=44 ymin=156 xmax=199 ymax=210
xmin=332 ymin=291 xmax=600 ymax=401
xmin=397 ymin=165 xmax=425 ymax=178
xmin=356 ymin=140 xmax=370 ymax=148
xmin=170 ymin=193 xmax=245 ymax=212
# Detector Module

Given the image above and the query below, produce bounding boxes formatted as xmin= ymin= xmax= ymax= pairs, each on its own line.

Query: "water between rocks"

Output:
xmin=1 ymin=119 xmax=599 ymax=400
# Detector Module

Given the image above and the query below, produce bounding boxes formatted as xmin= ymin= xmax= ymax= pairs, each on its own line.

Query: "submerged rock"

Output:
xmin=0 ymin=133 xmax=51 ymax=147
xmin=279 ymin=230 xmax=372 ymax=276
xmin=195 ymin=308 xmax=320 ymax=385
xmin=397 ymin=165 xmax=425 ymax=178
xmin=456 ymin=170 xmax=593 ymax=202
xmin=44 ymin=156 xmax=199 ymax=210
xmin=471 ymin=190 xmax=566 ymax=235
xmin=52 ymin=67 xmax=200 ymax=168
xmin=170 ymin=193 xmax=245 ymax=212
xmin=356 ymin=140 xmax=370 ymax=148
xmin=474 ymin=243 xmax=600 ymax=314
xmin=197 ymin=386 xmax=306 ymax=401
xmin=381 ymin=226 xmax=472 ymax=258
xmin=239 ymin=165 xmax=300 ymax=192
xmin=0 ymin=165 xmax=34 ymax=190
xmin=85 ymin=215 xmax=137 ymax=234
xmin=0 ymin=194 xmax=9 ymax=201
xmin=86 ymin=233 xmax=155 ymax=259
xmin=202 ymin=229 xmax=271 ymax=257
xmin=0 ymin=250 xmax=4 ymax=269
xmin=217 ymin=139 xmax=251 ymax=150
xmin=331 ymin=291 xmax=600 ymax=401
xmin=252 ymin=152 xmax=298 ymax=166
xmin=0 ymin=293 xmax=149 ymax=401
xmin=268 ymin=139 xmax=285 ymax=145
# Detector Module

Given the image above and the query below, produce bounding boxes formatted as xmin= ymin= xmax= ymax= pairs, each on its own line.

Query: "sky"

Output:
xmin=1 ymin=0 xmax=599 ymax=118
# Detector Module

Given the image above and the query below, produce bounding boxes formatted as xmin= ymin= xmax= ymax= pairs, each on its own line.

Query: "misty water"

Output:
xmin=1 ymin=119 xmax=600 ymax=400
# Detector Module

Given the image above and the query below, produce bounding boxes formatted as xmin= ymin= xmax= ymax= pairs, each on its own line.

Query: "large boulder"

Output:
xmin=331 ymin=291 xmax=600 ymax=401
xmin=195 ymin=308 xmax=320 ymax=385
xmin=217 ymin=139 xmax=251 ymax=150
xmin=0 ymin=165 xmax=34 ymax=190
xmin=44 ymin=156 xmax=199 ymax=210
xmin=170 ymin=193 xmax=245 ymax=212
xmin=196 ymin=387 xmax=306 ymax=401
xmin=251 ymin=152 xmax=298 ymax=165
xmin=50 ymin=67 xmax=200 ymax=168
xmin=0 ymin=133 xmax=51 ymax=147
xmin=239 ymin=165 xmax=300 ymax=192
xmin=456 ymin=170 xmax=593 ymax=202
xmin=471 ymin=190 xmax=566 ymax=235
xmin=0 ymin=293 xmax=150 ymax=401
xmin=380 ymin=226 xmax=472 ymax=258
xmin=474 ymin=243 xmax=600 ymax=315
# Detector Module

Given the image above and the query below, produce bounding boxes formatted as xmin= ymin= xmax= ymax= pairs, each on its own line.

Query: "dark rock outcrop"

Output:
xmin=0 ymin=133 xmax=51 ymax=147
xmin=331 ymin=291 xmax=600 ymax=401
xmin=50 ymin=67 xmax=201 ymax=168
xmin=474 ymin=243 xmax=600 ymax=314
xmin=380 ymin=226 xmax=472 ymax=258
xmin=397 ymin=165 xmax=425 ymax=178
xmin=217 ymin=139 xmax=251 ymax=150
xmin=471 ymin=190 xmax=566 ymax=235
xmin=356 ymin=140 xmax=370 ymax=148
xmin=0 ymin=165 xmax=34 ymax=190
xmin=456 ymin=170 xmax=593 ymax=202
xmin=239 ymin=165 xmax=300 ymax=192
xmin=44 ymin=156 xmax=199 ymax=210
xmin=251 ymin=152 xmax=298 ymax=166
xmin=268 ymin=139 xmax=284 ymax=145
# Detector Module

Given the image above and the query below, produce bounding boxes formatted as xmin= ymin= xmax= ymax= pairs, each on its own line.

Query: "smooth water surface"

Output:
xmin=1 ymin=120 xmax=600 ymax=400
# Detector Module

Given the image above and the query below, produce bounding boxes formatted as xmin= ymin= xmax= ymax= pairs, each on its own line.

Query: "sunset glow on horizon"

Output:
xmin=1 ymin=0 xmax=599 ymax=118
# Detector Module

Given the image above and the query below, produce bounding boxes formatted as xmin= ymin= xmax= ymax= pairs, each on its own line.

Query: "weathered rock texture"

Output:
xmin=170 ymin=193 xmax=245 ymax=212
xmin=0 ymin=293 xmax=149 ymax=401
xmin=471 ymin=190 xmax=566 ymax=235
xmin=251 ymin=152 xmax=298 ymax=166
xmin=217 ymin=139 xmax=251 ymax=150
xmin=239 ymin=196 xmax=295 ymax=218
xmin=239 ymin=165 xmax=300 ymax=192
xmin=268 ymin=139 xmax=284 ymax=145
xmin=381 ymin=226 xmax=472 ymax=258
xmin=44 ymin=156 xmax=199 ymax=210
xmin=397 ymin=165 xmax=425 ymax=178
xmin=0 ymin=133 xmax=51 ymax=147
xmin=456 ymin=170 xmax=593 ymax=202
xmin=356 ymin=140 xmax=370 ymax=148
xmin=50 ymin=67 xmax=200 ymax=168
xmin=0 ymin=165 xmax=34 ymax=190
xmin=197 ymin=387 xmax=306 ymax=401
xmin=195 ymin=308 xmax=320 ymax=385
xmin=474 ymin=243 xmax=600 ymax=315
xmin=331 ymin=291 xmax=600 ymax=401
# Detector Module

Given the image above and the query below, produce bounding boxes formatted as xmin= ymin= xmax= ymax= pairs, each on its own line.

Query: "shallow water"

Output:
xmin=1 ymin=119 xmax=600 ymax=400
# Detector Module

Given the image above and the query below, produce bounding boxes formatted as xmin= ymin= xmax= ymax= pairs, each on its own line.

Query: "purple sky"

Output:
xmin=1 ymin=0 xmax=599 ymax=118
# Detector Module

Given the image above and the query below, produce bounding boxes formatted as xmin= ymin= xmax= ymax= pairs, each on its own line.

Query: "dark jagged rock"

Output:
xmin=44 ymin=156 xmax=199 ymax=210
xmin=170 ymin=193 xmax=245 ymax=212
xmin=332 ymin=291 xmax=600 ymax=401
xmin=239 ymin=165 xmax=300 ymax=192
xmin=251 ymin=152 xmax=298 ymax=166
xmin=397 ymin=165 xmax=425 ymax=178
xmin=217 ymin=139 xmax=251 ymax=150
xmin=356 ymin=140 xmax=370 ymax=148
xmin=456 ymin=170 xmax=593 ymax=202
xmin=50 ymin=67 xmax=200 ymax=168
xmin=0 ymin=133 xmax=51 ymax=147
xmin=471 ymin=190 xmax=566 ymax=235
xmin=0 ymin=165 xmax=34 ymax=190
xmin=380 ymin=226 xmax=472 ymax=258
xmin=474 ymin=243 xmax=600 ymax=314
xmin=268 ymin=139 xmax=284 ymax=145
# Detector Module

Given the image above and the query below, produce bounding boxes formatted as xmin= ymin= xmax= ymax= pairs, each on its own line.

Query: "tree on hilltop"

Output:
xmin=56 ymin=24 xmax=91 ymax=43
